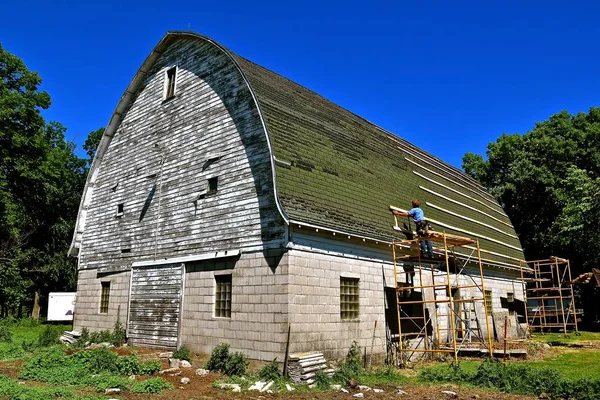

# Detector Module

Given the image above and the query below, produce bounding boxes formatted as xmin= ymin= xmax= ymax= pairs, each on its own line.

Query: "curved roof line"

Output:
xmin=69 ymin=31 xmax=289 ymax=256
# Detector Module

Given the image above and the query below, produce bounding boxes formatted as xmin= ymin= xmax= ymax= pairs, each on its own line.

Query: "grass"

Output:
xmin=532 ymin=331 xmax=600 ymax=344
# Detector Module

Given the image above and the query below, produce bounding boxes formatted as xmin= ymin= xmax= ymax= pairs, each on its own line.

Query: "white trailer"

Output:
xmin=47 ymin=292 xmax=76 ymax=322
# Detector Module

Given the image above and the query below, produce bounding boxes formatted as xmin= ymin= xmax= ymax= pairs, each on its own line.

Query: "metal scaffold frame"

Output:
xmin=520 ymin=257 xmax=579 ymax=336
xmin=391 ymin=231 xmax=494 ymax=365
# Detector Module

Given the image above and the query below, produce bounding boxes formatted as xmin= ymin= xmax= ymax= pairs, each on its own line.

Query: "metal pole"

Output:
xmin=477 ymin=239 xmax=494 ymax=357
xmin=443 ymin=233 xmax=458 ymax=363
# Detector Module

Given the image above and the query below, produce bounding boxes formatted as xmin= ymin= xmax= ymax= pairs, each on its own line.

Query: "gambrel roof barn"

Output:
xmin=70 ymin=31 xmax=525 ymax=359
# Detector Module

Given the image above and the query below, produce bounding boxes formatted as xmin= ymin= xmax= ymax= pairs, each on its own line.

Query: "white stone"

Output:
xmin=159 ymin=367 xmax=179 ymax=374
xmin=169 ymin=358 xmax=180 ymax=368
xmin=441 ymin=390 xmax=458 ymax=398
xmin=261 ymin=381 xmax=274 ymax=392
xmin=180 ymin=377 xmax=190 ymax=384
xmin=397 ymin=389 xmax=408 ymax=395
xmin=179 ymin=360 xmax=192 ymax=368
xmin=159 ymin=352 xmax=173 ymax=358
xmin=341 ymin=388 xmax=349 ymax=393
xmin=308 ymin=384 xmax=317 ymax=389
xmin=331 ymin=384 xmax=342 ymax=390
xmin=286 ymin=383 xmax=295 ymax=391
xmin=219 ymin=383 xmax=241 ymax=392
xmin=248 ymin=381 xmax=267 ymax=391
xmin=105 ymin=388 xmax=121 ymax=395
xmin=353 ymin=394 xmax=364 ymax=398
xmin=128 ymin=375 xmax=136 ymax=380
xmin=195 ymin=368 xmax=209 ymax=376
xmin=374 ymin=388 xmax=384 ymax=393
xmin=358 ymin=385 xmax=372 ymax=391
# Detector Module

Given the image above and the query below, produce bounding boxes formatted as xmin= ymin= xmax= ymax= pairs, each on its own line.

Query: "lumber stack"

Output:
xmin=287 ymin=352 xmax=333 ymax=384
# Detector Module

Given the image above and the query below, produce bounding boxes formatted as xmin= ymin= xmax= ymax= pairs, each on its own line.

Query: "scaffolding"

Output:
xmin=520 ymin=257 xmax=579 ymax=335
xmin=391 ymin=231 xmax=494 ymax=365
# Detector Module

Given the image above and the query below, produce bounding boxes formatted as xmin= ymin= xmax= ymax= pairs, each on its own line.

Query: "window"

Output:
xmin=340 ymin=277 xmax=359 ymax=320
xmin=100 ymin=282 xmax=110 ymax=314
xmin=215 ymin=274 xmax=232 ymax=318
xmin=116 ymin=203 xmax=124 ymax=218
xmin=207 ymin=177 xmax=218 ymax=195
xmin=507 ymin=292 xmax=515 ymax=317
xmin=484 ymin=290 xmax=493 ymax=315
xmin=165 ymin=67 xmax=177 ymax=99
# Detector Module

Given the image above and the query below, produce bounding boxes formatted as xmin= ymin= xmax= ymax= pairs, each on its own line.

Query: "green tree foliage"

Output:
xmin=463 ymin=108 xmax=600 ymax=326
xmin=82 ymin=127 xmax=104 ymax=163
xmin=0 ymin=43 xmax=88 ymax=317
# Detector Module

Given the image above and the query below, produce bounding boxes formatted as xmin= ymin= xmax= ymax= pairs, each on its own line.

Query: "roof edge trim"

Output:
xmin=68 ymin=31 xmax=289 ymax=256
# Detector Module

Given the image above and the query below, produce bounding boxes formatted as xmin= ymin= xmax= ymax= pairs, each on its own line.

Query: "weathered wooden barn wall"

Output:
xmin=73 ymin=37 xmax=286 ymax=333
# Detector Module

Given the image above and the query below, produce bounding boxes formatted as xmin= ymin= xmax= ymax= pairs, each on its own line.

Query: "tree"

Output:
xmin=0 ymin=43 xmax=87 ymax=317
xmin=463 ymin=108 xmax=600 ymax=328
xmin=83 ymin=127 xmax=104 ymax=163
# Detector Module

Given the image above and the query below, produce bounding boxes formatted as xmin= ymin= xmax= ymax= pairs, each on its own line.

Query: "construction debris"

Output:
xmin=59 ymin=330 xmax=80 ymax=344
xmin=195 ymin=368 xmax=209 ymax=377
xmin=287 ymin=352 xmax=332 ymax=384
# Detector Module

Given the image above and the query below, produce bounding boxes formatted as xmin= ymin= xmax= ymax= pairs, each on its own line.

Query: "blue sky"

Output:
xmin=3 ymin=0 xmax=599 ymax=167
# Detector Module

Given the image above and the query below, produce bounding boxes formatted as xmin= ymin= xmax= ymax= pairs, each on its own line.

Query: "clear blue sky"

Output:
xmin=3 ymin=0 xmax=599 ymax=168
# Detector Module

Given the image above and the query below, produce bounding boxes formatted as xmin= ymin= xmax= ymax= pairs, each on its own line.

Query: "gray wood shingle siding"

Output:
xmin=77 ymin=38 xmax=285 ymax=273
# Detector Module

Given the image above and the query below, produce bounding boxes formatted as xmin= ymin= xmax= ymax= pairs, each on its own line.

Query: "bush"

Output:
xmin=139 ymin=359 xmax=162 ymax=375
xmin=115 ymin=352 xmax=140 ymax=375
xmin=173 ymin=345 xmax=191 ymax=361
xmin=111 ymin=321 xmax=126 ymax=347
xmin=332 ymin=340 xmax=364 ymax=384
xmin=37 ymin=325 xmax=61 ymax=347
xmin=131 ymin=377 xmax=173 ymax=393
xmin=314 ymin=369 xmax=332 ymax=390
xmin=91 ymin=373 xmax=131 ymax=392
xmin=0 ymin=325 xmax=12 ymax=343
xmin=224 ymin=351 xmax=248 ymax=377
xmin=258 ymin=359 xmax=281 ymax=381
xmin=206 ymin=343 xmax=230 ymax=372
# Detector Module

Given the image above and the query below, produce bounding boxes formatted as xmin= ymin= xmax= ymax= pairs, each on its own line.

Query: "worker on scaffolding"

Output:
xmin=392 ymin=199 xmax=434 ymax=259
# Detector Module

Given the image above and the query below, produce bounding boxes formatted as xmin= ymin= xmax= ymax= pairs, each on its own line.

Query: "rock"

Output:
xmin=358 ymin=385 xmax=372 ymax=391
xmin=219 ymin=383 xmax=241 ymax=392
xmin=308 ymin=384 xmax=317 ymax=389
xmin=128 ymin=375 xmax=136 ymax=380
xmin=169 ymin=371 xmax=182 ymax=376
xmin=248 ymin=381 xmax=267 ymax=391
xmin=267 ymin=390 xmax=273 ymax=393
xmin=286 ymin=383 xmax=295 ymax=391
xmin=441 ymin=390 xmax=458 ymax=398
xmin=169 ymin=358 xmax=180 ymax=368
xmin=341 ymin=388 xmax=349 ymax=393
xmin=472 ymin=395 xmax=480 ymax=399
xmin=159 ymin=367 xmax=180 ymax=374
xmin=17 ymin=382 xmax=25 ymax=385
xmin=397 ymin=388 xmax=408 ymax=395
xmin=159 ymin=351 xmax=173 ymax=358
xmin=353 ymin=394 xmax=364 ymax=398
xmin=348 ymin=378 xmax=358 ymax=388
xmin=374 ymin=388 xmax=384 ymax=393
xmin=180 ymin=377 xmax=190 ymax=384
xmin=331 ymin=384 xmax=342 ymax=390
xmin=195 ymin=368 xmax=209 ymax=376
xmin=105 ymin=388 xmax=121 ymax=395
xmin=539 ymin=393 xmax=550 ymax=399
xmin=261 ymin=381 xmax=274 ymax=392
xmin=179 ymin=360 xmax=192 ymax=368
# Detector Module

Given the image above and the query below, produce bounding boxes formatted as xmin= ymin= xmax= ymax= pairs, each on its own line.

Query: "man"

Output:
xmin=393 ymin=199 xmax=434 ymax=258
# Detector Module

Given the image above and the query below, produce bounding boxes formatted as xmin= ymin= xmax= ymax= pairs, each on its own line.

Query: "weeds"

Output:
xmin=37 ymin=325 xmax=61 ymax=347
xmin=0 ymin=325 xmax=12 ymax=343
xmin=225 ymin=351 xmax=249 ymax=376
xmin=173 ymin=345 xmax=191 ymax=361
xmin=258 ymin=359 xmax=281 ymax=381
xmin=206 ymin=342 xmax=230 ymax=372
xmin=131 ymin=377 xmax=173 ymax=393
xmin=332 ymin=340 xmax=364 ymax=384
xmin=314 ymin=369 xmax=332 ymax=390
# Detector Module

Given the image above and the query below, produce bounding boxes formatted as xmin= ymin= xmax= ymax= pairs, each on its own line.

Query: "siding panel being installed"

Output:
xmin=128 ymin=263 xmax=183 ymax=349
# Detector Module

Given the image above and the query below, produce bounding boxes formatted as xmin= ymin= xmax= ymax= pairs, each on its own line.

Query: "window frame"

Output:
xmin=340 ymin=277 xmax=360 ymax=320
xmin=164 ymin=66 xmax=178 ymax=100
xmin=484 ymin=289 xmax=493 ymax=315
xmin=100 ymin=281 xmax=110 ymax=314
xmin=207 ymin=177 xmax=218 ymax=195
xmin=214 ymin=274 xmax=232 ymax=318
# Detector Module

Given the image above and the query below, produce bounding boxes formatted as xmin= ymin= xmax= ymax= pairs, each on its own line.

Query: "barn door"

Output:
xmin=128 ymin=263 xmax=184 ymax=348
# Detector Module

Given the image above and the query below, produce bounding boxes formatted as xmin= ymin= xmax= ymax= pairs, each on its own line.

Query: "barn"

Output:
xmin=69 ymin=31 xmax=525 ymax=360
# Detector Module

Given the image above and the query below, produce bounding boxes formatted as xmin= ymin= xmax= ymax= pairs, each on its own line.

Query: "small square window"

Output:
xmin=215 ymin=275 xmax=232 ymax=318
xmin=100 ymin=282 xmax=110 ymax=314
xmin=207 ymin=177 xmax=218 ymax=194
xmin=484 ymin=290 xmax=493 ymax=314
xmin=116 ymin=203 xmax=124 ymax=217
xmin=165 ymin=67 xmax=177 ymax=100
xmin=340 ymin=277 xmax=359 ymax=320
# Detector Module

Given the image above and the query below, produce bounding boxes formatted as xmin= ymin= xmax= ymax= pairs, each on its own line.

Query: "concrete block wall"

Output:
xmin=180 ymin=249 xmax=289 ymax=361
xmin=73 ymin=269 xmax=130 ymax=332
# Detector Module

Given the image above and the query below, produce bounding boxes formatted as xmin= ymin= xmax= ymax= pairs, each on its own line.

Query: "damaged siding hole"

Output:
xmin=116 ymin=203 xmax=124 ymax=218
xmin=100 ymin=282 xmax=110 ymax=314
xmin=207 ymin=177 xmax=218 ymax=195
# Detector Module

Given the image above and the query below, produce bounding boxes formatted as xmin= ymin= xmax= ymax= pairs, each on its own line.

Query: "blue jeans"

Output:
xmin=420 ymin=239 xmax=433 ymax=257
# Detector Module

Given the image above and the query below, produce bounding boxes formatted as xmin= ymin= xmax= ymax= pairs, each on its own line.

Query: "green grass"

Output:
xmin=524 ymin=349 xmax=600 ymax=380
xmin=532 ymin=330 xmax=600 ymax=344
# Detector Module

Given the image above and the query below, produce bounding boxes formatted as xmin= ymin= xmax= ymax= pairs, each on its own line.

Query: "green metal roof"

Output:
xmin=233 ymin=56 xmax=524 ymax=267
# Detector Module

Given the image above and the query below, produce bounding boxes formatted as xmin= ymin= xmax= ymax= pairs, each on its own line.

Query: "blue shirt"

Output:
xmin=408 ymin=207 xmax=425 ymax=222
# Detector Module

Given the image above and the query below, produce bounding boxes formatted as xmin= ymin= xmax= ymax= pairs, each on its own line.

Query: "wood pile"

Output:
xmin=287 ymin=352 xmax=333 ymax=384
